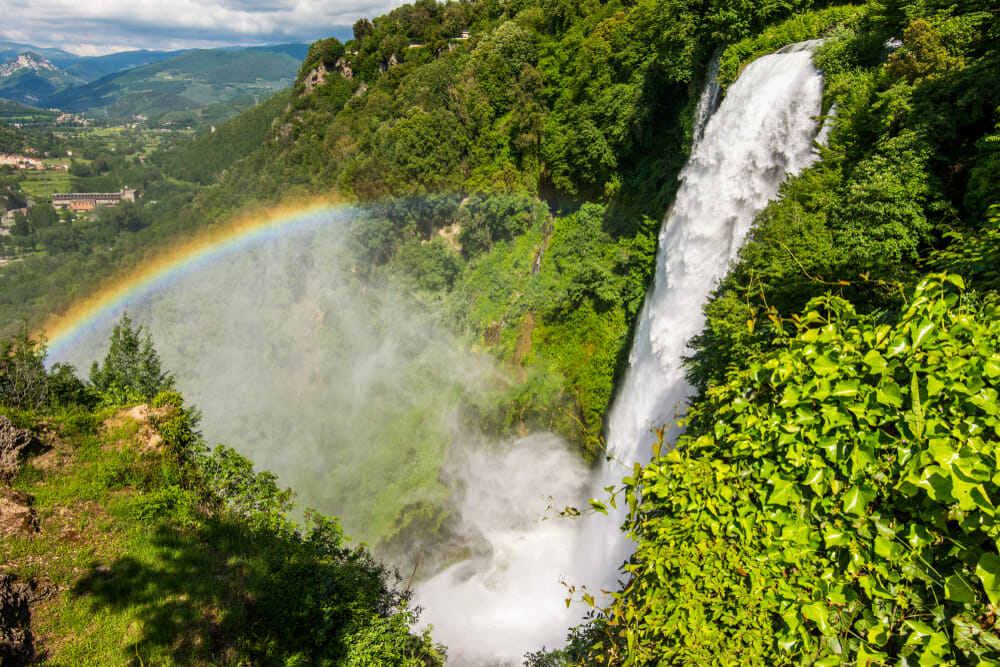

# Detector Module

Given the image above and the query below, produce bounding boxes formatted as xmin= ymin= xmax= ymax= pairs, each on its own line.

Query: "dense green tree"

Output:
xmin=396 ymin=238 xmax=464 ymax=290
xmin=0 ymin=323 xmax=48 ymax=411
xmin=90 ymin=312 xmax=175 ymax=401
xmin=354 ymin=17 xmax=375 ymax=44
xmin=26 ymin=204 xmax=59 ymax=231
xmin=46 ymin=361 xmax=97 ymax=409
xmin=9 ymin=210 xmax=29 ymax=237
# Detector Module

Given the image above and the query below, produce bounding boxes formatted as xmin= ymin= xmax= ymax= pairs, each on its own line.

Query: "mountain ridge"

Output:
xmin=0 ymin=42 xmax=312 ymax=119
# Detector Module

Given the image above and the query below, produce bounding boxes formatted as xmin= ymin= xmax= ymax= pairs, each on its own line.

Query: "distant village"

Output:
xmin=51 ymin=186 xmax=136 ymax=212
xmin=0 ymin=187 xmax=137 ymax=236
xmin=0 ymin=153 xmax=69 ymax=170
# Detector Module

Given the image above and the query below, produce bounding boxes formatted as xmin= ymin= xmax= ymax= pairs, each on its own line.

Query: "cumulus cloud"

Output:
xmin=1 ymin=0 xmax=407 ymax=55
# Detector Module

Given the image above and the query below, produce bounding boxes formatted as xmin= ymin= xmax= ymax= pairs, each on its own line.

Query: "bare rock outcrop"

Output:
xmin=0 ymin=574 xmax=33 ymax=666
xmin=334 ymin=56 xmax=353 ymax=80
xmin=0 ymin=417 xmax=41 ymax=480
xmin=302 ymin=62 xmax=329 ymax=94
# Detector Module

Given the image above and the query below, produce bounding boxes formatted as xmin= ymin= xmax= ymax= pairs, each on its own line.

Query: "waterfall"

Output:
xmin=51 ymin=41 xmax=828 ymax=667
xmin=580 ymin=43 xmax=825 ymax=594
xmin=414 ymin=43 xmax=826 ymax=664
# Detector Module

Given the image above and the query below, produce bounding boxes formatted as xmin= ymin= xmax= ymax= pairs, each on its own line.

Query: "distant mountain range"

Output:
xmin=0 ymin=40 xmax=318 ymax=124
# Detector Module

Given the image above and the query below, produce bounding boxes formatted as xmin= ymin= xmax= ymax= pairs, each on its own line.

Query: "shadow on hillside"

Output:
xmin=72 ymin=514 xmax=406 ymax=665
xmin=72 ymin=522 xmax=234 ymax=664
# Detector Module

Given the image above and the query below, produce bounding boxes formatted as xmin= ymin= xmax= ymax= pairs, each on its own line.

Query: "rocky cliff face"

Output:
xmin=0 ymin=54 xmax=58 ymax=79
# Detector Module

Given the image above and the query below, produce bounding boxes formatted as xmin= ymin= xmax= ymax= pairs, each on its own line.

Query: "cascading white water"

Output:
xmin=411 ymin=43 xmax=827 ymax=664
xmin=579 ymin=42 xmax=826 ymax=594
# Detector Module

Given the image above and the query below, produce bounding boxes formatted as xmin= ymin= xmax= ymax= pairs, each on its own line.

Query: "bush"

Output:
xmin=585 ymin=275 xmax=1000 ymax=664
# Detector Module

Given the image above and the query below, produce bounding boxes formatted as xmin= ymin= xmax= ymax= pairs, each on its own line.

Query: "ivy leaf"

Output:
xmin=867 ymin=624 xmax=889 ymax=646
xmin=801 ymin=602 xmax=832 ymax=634
xmin=823 ymin=523 xmax=849 ymax=547
xmin=876 ymin=383 xmax=903 ymax=408
xmin=842 ymin=485 xmax=875 ymax=515
xmin=589 ymin=499 xmax=608 ymax=515
xmin=810 ymin=354 xmax=839 ymax=375
xmin=944 ymin=573 xmax=976 ymax=603
xmin=832 ymin=379 xmax=860 ymax=398
xmin=976 ymin=553 xmax=1000 ymax=606
xmin=864 ymin=349 xmax=888 ymax=374
xmin=767 ymin=475 xmax=801 ymax=506
xmin=911 ymin=318 xmax=936 ymax=349
xmin=944 ymin=273 xmax=965 ymax=290
xmin=904 ymin=618 xmax=934 ymax=641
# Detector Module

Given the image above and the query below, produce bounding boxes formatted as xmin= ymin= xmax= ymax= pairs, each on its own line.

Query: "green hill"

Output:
xmin=46 ymin=48 xmax=302 ymax=123
xmin=0 ymin=66 xmax=80 ymax=107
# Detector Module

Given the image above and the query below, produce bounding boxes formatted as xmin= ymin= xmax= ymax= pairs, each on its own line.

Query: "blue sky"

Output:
xmin=0 ymin=0 xmax=406 ymax=56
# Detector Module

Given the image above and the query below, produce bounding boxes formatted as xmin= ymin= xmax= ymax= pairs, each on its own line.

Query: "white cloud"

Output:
xmin=0 ymin=0 xmax=409 ymax=55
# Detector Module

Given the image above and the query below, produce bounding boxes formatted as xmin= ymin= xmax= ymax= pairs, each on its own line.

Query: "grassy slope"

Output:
xmin=5 ymin=409 xmax=236 ymax=664
xmin=3 ymin=403 xmax=443 ymax=665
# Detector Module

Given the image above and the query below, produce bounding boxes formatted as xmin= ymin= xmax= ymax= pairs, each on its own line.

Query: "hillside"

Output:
xmin=0 ymin=323 xmax=443 ymax=665
xmin=45 ymin=48 xmax=304 ymax=122
xmin=1 ymin=0 xmax=999 ymax=662
xmin=0 ymin=55 xmax=80 ymax=107
xmin=3 ymin=0 xmax=998 ymax=451
xmin=0 ymin=44 xmax=310 ymax=123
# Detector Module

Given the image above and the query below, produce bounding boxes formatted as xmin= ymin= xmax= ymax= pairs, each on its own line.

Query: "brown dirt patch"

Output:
xmin=0 ymin=488 xmax=37 ymax=539
xmin=513 ymin=311 xmax=536 ymax=372
xmin=436 ymin=222 xmax=462 ymax=251
xmin=28 ymin=426 xmax=73 ymax=473
xmin=101 ymin=404 xmax=173 ymax=453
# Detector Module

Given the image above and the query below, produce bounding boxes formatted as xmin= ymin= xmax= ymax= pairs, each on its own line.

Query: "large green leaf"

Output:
xmin=977 ymin=553 xmax=1000 ymax=606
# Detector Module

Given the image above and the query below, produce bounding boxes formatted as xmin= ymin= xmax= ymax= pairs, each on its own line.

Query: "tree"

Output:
xmin=354 ymin=18 xmax=375 ymax=45
xmin=26 ymin=204 xmax=58 ymax=231
xmin=90 ymin=312 xmax=175 ymax=401
xmin=9 ymin=210 xmax=29 ymax=236
xmin=0 ymin=323 xmax=48 ymax=411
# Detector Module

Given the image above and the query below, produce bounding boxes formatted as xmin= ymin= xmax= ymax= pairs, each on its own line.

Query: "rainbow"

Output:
xmin=43 ymin=198 xmax=354 ymax=363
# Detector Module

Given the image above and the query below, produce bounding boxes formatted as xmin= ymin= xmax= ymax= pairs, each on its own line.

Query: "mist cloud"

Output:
xmin=56 ymin=212 xmax=601 ymax=663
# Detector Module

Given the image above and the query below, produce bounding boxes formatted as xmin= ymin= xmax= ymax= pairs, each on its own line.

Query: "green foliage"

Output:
xmin=587 ymin=275 xmax=1000 ymax=664
xmin=195 ymin=444 xmax=295 ymax=523
xmin=373 ymin=107 xmax=469 ymax=194
xmin=717 ymin=5 xmax=865 ymax=86
xmin=90 ymin=312 xmax=175 ymax=402
xmin=6 ymin=385 xmax=446 ymax=665
xmin=885 ymin=18 xmax=966 ymax=84
xmin=155 ymin=399 xmax=202 ymax=461
xmin=458 ymin=193 xmax=546 ymax=257
xmin=833 ymin=129 xmax=937 ymax=267
xmin=0 ymin=323 xmax=49 ymax=411
xmin=127 ymin=484 xmax=197 ymax=525
xmin=46 ymin=362 xmax=98 ymax=409
xmin=300 ymin=37 xmax=347 ymax=77
xmin=928 ymin=205 xmax=1000 ymax=291
xmin=396 ymin=237 xmax=464 ymax=291
xmin=155 ymin=91 xmax=289 ymax=185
